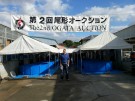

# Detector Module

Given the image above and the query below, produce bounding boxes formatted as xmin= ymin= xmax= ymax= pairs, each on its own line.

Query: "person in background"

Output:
xmin=60 ymin=49 xmax=70 ymax=80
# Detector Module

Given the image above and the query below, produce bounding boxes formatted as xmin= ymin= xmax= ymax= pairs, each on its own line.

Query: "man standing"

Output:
xmin=60 ymin=49 xmax=70 ymax=80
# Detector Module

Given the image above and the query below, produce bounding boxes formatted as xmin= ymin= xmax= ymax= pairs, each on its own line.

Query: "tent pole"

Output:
xmin=73 ymin=52 xmax=75 ymax=65
xmin=80 ymin=50 xmax=82 ymax=74
xmin=120 ymin=49 xmax=123 ymax=61
xmin=58 ymin=52 xmax=60 ymax=68
xmin=48 ymin=52 xmax=50 ymax=76
xmin=77 ymin=52 xmax=78 ymax=69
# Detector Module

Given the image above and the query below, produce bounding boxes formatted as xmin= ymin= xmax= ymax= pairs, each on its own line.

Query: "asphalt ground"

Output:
xmin=0 ymin=69 xmax=135 ymax=101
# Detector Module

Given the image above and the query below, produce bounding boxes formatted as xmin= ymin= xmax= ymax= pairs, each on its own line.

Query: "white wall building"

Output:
xmin=0 ymin=24 xmax=27 ymax=50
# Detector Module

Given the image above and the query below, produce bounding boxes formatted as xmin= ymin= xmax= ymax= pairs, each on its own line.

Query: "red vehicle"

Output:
xmin=130 ymin=52 xmax=135 ymax=74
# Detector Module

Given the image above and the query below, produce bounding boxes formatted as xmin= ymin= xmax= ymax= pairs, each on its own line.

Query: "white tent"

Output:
xmin=79 ymin=32 xmax=132 ymax=50
xmin=0 ymin=35 xmax=59 ymax=55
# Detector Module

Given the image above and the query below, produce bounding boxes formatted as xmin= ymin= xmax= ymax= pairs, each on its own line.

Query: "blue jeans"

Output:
xmin=61 ymin=64 xmax=69 ymax=80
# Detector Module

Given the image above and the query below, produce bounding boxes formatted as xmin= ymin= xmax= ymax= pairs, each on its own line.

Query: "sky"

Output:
xmin=0 ymin=0 xmax=135 ymax=43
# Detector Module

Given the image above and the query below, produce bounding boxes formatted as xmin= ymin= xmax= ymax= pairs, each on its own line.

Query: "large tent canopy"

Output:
xmin=79 ymin=32 xmax=132 ymax=50
xmin=0 ymin=35 xmax=59 ymax=55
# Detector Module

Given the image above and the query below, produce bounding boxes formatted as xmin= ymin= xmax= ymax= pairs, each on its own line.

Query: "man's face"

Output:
xmin=63 ymin=49 xmax=66 ymax=54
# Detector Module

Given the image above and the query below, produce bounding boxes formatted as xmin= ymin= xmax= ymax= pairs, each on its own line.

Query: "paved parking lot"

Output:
xmin=0 ymin=71 xmax=135 ymax=101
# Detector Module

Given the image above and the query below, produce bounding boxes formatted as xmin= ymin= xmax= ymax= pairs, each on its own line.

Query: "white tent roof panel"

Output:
xmin=80 ymin=32 xmax=132 ymax=50
xmin=0 ymin=35 xmax=59 ymax=55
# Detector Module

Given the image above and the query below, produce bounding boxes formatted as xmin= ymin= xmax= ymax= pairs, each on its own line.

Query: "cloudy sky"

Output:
xmin=0 ymin=0 xmax=135 ymax=43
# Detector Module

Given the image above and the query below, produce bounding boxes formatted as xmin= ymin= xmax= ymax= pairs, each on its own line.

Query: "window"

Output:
xmin=6 ymin=33 xmax=12 ymax=39
xmin=0 ymin=25 xmax=5 ymax=32
xmin=6 ymin=39 xmax=12 ymax=46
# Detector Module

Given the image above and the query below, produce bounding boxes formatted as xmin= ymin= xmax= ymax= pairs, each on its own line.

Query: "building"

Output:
xmin=114 ymin=24 xmax=135 ymax=50
xmin=114 ymin=24 xmax=135 ymax=72
xmin=80 ymin=35 xmax=98 ymax=44
xmin=0 ymin=24 xmax=27 ymax=50
xmin=29 ymin=36 xmax=58 ymax=47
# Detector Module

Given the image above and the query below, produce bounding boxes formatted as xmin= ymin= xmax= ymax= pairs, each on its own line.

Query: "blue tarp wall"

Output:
xmin=18 ymin=60 xmax=59 ymax=76
xmin=77 ymin=59 xmax=112 ymax=74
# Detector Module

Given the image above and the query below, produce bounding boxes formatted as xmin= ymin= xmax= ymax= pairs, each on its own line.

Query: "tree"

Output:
xmin=63 ymin=40 xmax=73 ymax=47
xmin=73 ymin=42 xmax=81 ymax=47
xmin=62 ymin=40 xmax=81 ymax=48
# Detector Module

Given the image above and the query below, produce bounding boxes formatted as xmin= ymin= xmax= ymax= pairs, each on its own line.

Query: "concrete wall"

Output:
xmin=0 ymin=63 xmax=8 ymax=79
